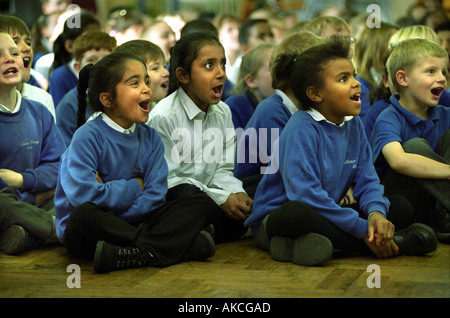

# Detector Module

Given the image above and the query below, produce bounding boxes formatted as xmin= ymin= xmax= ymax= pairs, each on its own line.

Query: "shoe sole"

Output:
xmin=0 ymin=225 xmax=44 ymax=255
xmin=93 ymin=240 xmax=107 ymax=273
xmin=255 ymin=215 xmax=270 ymax=251
xmin=270 ymin=233 xmax=333 ymax=266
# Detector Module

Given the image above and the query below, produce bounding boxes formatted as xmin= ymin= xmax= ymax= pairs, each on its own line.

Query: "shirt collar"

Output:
xmin=275 ymin=89 xmax=298 ymax=115
xmin=178 ymin=87 xmax=219 ymax=120
xmin=305 ymin=108 xmax=353 ymax=127
xmin=0 ymin=90 xmax=22 ymax=113
xmin=101 ymin=112 xmax=136 ymax=133
xmin=389 ymin=94 xmax=440 ymax=125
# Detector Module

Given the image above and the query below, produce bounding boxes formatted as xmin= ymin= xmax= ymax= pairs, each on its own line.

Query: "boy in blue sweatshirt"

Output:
xmin=0 ymin=32 xmax=66 ymax=254
xmin=370 ymin=38 xmax=450 ymax=242
xmin=244 ymin=38 xmax=437 ymax=266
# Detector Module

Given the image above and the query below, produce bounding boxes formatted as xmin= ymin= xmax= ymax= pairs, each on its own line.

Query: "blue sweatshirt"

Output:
xmin=0 ymin=98 xmax=66 ymax=204
xmin=234 ymin=93 xmax=293 ymax=179
xmin=56 ymin=87 xmax=94 ymax=146
xmin=244 ymin=111 xmax=389 ymax=239
xmin=49 ymin=64 xmax=77 ymax=107
xmin=55 ymin=116 xmax=168 ymax=243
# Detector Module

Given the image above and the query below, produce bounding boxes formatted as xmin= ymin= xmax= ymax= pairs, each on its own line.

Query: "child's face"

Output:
xmin=245 ymin=23 xmax=274 ymax=52
xmin=143 ymin=22 xmax=176 ymax=63
xmin=104 ymin=59 xmax=152 ymax=128
xmin=314 ymin=57 xmax=362 ymax=125
xmin=75 ymin=48 xmax=112 ymax=73
xmin=179 ymin=43 xmax=226 ymax=111
xmin=219 ymin=21 xmax=241 ymax=53
xmin=0 ymin=33 xmax=23 ymax=88
xmin=9 ymin=31 xmax=32 ymax=83
xmin=401 ymin=56 xmax=447 ymax=109
xmin=249 ymin=50 xmax=275 ymax=102
xmin=146 ymin=58 xmax=169 ymax=103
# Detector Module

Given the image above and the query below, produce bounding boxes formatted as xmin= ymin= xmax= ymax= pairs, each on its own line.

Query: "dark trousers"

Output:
xmin=0 ymin=187 xmax=54 ymax=239
xmin=64 ymin=193 xmax=217 ymax=267
xmin=166 ymin=184 xmax=248 ymax=243
xmin=381 ymin=129 xmax=450 ymax=222
xmin=264 ymin=195 xmax=414 ymax=255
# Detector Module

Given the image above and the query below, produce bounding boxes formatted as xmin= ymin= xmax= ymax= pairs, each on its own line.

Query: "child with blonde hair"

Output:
xmin=370 ymin=38 xmax=450 ymax=242
xmin=225 ymin=43 xmax=275 ymax=129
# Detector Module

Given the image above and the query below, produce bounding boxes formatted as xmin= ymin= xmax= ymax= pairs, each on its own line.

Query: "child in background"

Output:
xmin=353 ymin=22 xmax=398 ymax=122
xmin=370 ymin=38 xmax=450 ymax=242
xmin=434 ymin=22 xmax=450 ymax=89
xmin=48 ymin=11 xmax=100 ymax=106
xmin=225 ymin=43 xmax=275 ymax=129
xmin=105 ymin=9 xmax=145 ymax=46
xmin=229 ymin=19 xmax=274 ymax=85
xmin=213 ymin=14 xmax=242 ymax=85
xmin=0 ymin=32 xmax=66 ymax=255
xmin=55 ymin=31 xmax=116 ymax=146
xmin=234 ymin=31 xmax=326 ymax=180
xmin=141 ymin=19 xmax=176 ymax=65
xmin=148 ymin=33 xmax=253 ymax=243
xmin=114 ymin=40 xmax=170 ymax=108
xmin=0 ymin=16 xmax=55 ymax=120
xmin=244 ymin=38 xmax=437 ymax=266
xmin=55 ymin=52 xmax=217 ymax=273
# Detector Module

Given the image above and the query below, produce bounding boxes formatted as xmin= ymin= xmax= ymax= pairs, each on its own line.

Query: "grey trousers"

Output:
xmin=382 ymin=129 xmax=450 ymax=222
xmin=0 ymin=187 xmax=54 ymax=239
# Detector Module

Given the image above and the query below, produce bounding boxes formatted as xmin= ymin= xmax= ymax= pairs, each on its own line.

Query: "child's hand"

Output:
xmin=221 ymin=193 xmax=252 ymax=220
xmin=367 ymin=212 xmax=395 ymax=246
xmin=364 ymin=211 xmax=398 ymax=258
xmin=95 ymin=172 xmax=103 ymax=183
xmin=134 ymin=177 xmax=144 ymax=191
xmin=0 ymin=169 xmax=24 ymax=189
xmin=363 ymin=233 xmax=399 ymax=258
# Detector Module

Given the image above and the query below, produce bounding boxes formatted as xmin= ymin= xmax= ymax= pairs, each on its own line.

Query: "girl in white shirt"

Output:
xmin=148 ymin=32 xmax=253 ymax=242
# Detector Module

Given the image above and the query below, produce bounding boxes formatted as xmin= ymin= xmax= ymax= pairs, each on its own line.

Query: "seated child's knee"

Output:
xmin=403 ymin=137 xmax=431 ymax=155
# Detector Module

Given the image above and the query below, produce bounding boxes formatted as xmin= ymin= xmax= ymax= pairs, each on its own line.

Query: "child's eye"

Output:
xmin=339 ymin=76 xmax=348 ymax=82
xmin=205 ymin=62 xmax=213 ymax=69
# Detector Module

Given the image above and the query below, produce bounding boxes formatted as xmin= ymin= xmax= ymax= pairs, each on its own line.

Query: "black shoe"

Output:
xmin=255 ymin=215 xmax=270 ymax=251
xmin=394 ymin=223 xmax=437 ymax=255
xmin=428 ymin=205 xmax=450 ymax=243
xmin=93 ymin=241 xmax=159 ymax=273
xmin=186 ymin=225 xmax=215 ymax=261
xmin=0 ymin=225 xmax=45 ymax=255
xmin=270 ymin=233 xmax=333 ymax=266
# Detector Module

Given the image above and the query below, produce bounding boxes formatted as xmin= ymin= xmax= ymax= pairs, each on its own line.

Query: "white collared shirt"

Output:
xmin=305 ymin=108 xmax=353 ymax=127
xmin=0 ymin=90 xmax=21 ymax=113
xmin=148 ymin=87 xmax=245 ymax=206
xmin=20 ymin=83 xmax=56 ymax=121
xmin=100 ymin=112 xmax=136 ymax=133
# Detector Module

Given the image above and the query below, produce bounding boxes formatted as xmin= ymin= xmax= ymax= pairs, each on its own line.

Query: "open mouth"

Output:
xmin=3 ymin=67 xmax=18 ymax=76
xmin=139 ymin=99 xmax=151 ymax=112
xmin=350 ymin=93 xmax=361 ymax=102
xmin=431 ymin=87 xmax=444 ymax=98
xmin=23 ymin=57 xmax=31 ymax=69
xmin=212 ymin=85 xmax=223 ymax=99
xmin=160 ymin=81 xmax=168 ymax=90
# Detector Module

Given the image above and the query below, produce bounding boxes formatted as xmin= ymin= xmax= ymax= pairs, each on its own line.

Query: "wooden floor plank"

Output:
xmin=0 ymin=238 xmax=448 ymax=299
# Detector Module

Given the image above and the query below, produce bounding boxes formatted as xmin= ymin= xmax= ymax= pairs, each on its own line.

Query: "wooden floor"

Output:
xmin=0 ymin=237 xmax=449 ymax=300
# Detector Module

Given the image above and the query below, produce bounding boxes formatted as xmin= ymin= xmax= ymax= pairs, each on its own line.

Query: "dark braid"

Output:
xmin=76 ymin=63 xmax=93 ymax=129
